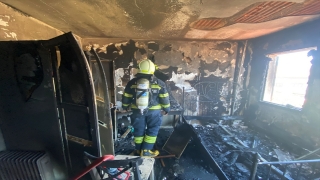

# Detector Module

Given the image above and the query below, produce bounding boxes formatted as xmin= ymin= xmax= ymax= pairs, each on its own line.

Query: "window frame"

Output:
xmin=259 ymin=48 xmax=315 ymax=111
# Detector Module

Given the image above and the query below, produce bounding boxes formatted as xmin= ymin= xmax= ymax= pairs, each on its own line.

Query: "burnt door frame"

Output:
xmin=44 ymin=32 xmax=101 ymax=175
xmin=90 ymin=48 xmax=114 ymax=155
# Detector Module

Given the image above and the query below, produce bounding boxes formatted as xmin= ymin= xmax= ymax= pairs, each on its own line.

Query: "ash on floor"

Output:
xmin=114 ymin=127 xmax=218 ymax=180
xmin=192 ymin=119 xmax=319 ymax=180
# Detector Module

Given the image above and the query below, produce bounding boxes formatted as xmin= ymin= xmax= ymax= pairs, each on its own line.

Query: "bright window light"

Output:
xmin=263 ymin=48 xmax=315 ymax=108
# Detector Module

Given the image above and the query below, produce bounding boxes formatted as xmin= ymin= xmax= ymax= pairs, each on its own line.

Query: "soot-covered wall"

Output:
xmin=83 ymin=39 xmax=245 ymax=116
xmin=247 ymin=19 xmax=320 ymax=150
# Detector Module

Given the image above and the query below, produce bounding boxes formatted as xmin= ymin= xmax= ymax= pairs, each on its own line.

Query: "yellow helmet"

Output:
xmin=138 ymin=59 xmax=155 ymax=75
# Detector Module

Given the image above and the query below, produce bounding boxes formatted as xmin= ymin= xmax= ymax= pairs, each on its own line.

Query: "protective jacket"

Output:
xmin=122 ymin=76 xmax=170 ymax=113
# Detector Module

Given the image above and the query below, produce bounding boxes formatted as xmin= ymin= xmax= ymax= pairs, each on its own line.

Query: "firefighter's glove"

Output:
xmin=122 ymin=106 xmax=130 ymax=112
xmin=162 ymin=111 xmax=168 ymax=116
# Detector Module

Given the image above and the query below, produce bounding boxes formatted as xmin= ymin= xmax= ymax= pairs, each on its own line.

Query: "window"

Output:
xmin=262 ymin=48 xmax=316 ymax=108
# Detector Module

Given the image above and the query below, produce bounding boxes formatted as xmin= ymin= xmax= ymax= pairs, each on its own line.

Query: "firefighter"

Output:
xmin=122 ymin=59 xmax=170 ymax=157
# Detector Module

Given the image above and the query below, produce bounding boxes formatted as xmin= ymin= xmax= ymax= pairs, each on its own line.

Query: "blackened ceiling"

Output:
xmin=1 ymin=0 xmax=320 ymax=40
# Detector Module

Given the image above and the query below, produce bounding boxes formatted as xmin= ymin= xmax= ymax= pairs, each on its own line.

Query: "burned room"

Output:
xmin=0 ymin=0 xmax=320 ymax=179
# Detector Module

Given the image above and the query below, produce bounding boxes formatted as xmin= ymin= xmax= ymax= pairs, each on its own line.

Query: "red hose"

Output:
xmin=71 ymin=155 xmax=114 ymax=180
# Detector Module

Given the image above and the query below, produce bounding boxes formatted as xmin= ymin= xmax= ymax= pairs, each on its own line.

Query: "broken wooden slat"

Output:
xmin=160 ymin=158 xmax=166 ymax=167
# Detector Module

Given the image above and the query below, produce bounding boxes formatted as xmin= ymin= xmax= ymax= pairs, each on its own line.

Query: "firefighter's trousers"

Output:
xmin=130 ymin=109 xmax=162 ymax=150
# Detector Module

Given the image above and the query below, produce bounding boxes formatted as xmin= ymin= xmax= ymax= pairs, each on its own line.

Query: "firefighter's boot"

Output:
xmin=140 ymin=149 xmax=159 ymax=157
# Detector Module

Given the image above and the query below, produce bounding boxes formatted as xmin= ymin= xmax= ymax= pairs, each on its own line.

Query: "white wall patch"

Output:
xmin=169 ymin=71 xmax=197 ymax=92
xmin=115 ymin=68 xmax=124 ymax=87
xmin=0 ymin=18 xmax=9 ymax=27
xmin=10 ymin=32 xmax=17 ymax=40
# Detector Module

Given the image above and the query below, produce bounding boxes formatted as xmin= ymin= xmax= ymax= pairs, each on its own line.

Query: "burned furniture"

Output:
xmin=160 ymin=78 xmax=320 ymax=180
xmin=181 ymin=115 xmax=320 ymax=180
xmin=0 ymin=32 xmax=114 ymax=179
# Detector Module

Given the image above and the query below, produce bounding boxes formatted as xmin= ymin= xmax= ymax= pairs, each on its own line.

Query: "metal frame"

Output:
xmin=182 ymin=81 xmax=231 ymax=117
xmin=250 ymin=155 xmax=320 ymax=180
xmin=90 ymin=48 xmax=114 ymax=155
xmin=50 ymin=45 xmax=73 ymax=172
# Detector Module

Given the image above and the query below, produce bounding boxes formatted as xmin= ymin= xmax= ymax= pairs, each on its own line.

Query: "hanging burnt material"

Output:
xmin=148 ymin=41 xmax=159 ymax=51
xmin=104 ymin=43 xmax=119 ymax=60
xmin=161 ymin=44 xmax=172 ymax=52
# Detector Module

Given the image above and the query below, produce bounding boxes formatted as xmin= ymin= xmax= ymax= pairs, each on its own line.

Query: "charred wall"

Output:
xmin=247 ymin=18 xmax=320 ymax=150
xmin=83 ymin=39 xmax=245 ymax=116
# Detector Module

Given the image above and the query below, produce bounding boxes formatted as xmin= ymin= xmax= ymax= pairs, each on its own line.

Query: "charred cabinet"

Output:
xmin=0 ymin=32 xmax=114 ymax=179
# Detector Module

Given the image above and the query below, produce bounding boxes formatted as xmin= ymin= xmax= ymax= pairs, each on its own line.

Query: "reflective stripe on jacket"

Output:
xmin=122 ymin=76 xmax=170 ymax=112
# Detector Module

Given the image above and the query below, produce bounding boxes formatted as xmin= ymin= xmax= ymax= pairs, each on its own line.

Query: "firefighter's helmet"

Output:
xmin=138 ymin=59 xmax=155 ymax=75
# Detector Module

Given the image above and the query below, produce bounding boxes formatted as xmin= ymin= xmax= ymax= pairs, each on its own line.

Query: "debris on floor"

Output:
xmin=191 ymin=117 xmax=320 ymax=180
xmin=114 ymin=127 xmax=219 ymax=180
xmin=155 ymin=128 xmax=219 ymax=180
xmin=114 ymin=116 xmax=320 ymax=179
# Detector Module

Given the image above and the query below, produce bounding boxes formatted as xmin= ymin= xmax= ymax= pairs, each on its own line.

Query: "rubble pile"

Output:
xmin=113 ymin=114 xmax=319 ymax=179
xmin=193 ymin=119 xmax=318 ymax=180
